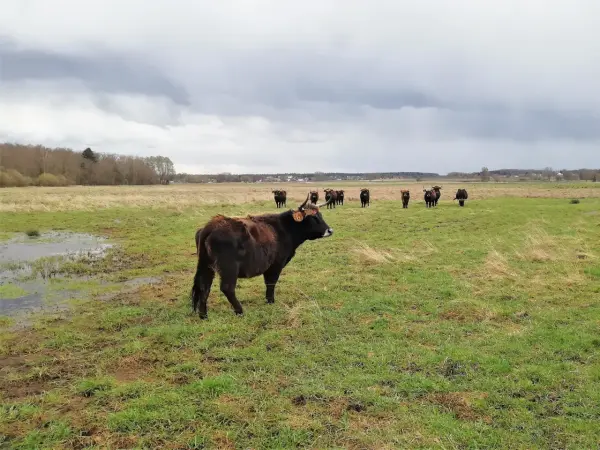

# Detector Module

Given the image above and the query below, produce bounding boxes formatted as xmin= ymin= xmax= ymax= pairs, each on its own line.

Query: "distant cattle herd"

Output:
xmin=192 ymin=185 xmax=470 ymax=319
xmin=273 ymin=186 xmax=469 ymax=209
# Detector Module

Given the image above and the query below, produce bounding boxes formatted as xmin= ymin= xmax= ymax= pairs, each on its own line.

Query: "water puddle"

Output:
xmin=0 ymin=231 xmax=160 ymax=326
xmin=0 ymin=231 xmax=112 ymax=266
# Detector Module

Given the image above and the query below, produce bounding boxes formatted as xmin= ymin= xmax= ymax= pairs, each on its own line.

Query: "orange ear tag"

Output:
xmin=293 ymin=211 xmax=304 ymax=222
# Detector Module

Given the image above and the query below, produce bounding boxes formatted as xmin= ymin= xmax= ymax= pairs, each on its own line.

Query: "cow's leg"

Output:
xmin=264 ymin=267 xmax=282 ymax=304
xmin=218 ymin=264 xmax=244 ymax=316
xmin=192 ymin=264 xmax=214 ymax=320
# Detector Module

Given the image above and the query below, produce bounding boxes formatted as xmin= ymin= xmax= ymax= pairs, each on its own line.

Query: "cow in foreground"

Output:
xmin=454 ymin=188 xmax=469 ymax=206
xmin=432 ymin=186 xmax=442 ymax=206
xmin=401 ymin=190 xmax=410 ymax=208
xmin=191 ymin=194 xmax=334 ymax=319
xmin=335 ymin=190 xmax=345 ymax=206
xmin=324 ymin=189 xmax=337 ymax=209
xmin=309 ymin=190 xmax=319 ymax=204
xmin=272 ymin=190 xmax=287 ymax=208
xmin=424 ymin=188 xmax=436 ymax=208
xmin=360 ymin=188 xmax=370 ymax=207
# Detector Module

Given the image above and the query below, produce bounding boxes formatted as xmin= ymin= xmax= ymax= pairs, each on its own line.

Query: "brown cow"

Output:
xmin=454 ymin=188 xmax=469 ymax=207
xmin=423 ymin=188 xmax=436 ymax=208
xmin=335 ymin=190 xmax=345 ymax=205
xmin=401 ymin=190 xmax=410 ymax=208
xmin=360 ymin=188 xmax=370 ymax=207
xmin=309 ymin=190 xmax=319 ymax=204
xmin=432 ymin=185 xmax=442 ymax=206
xmin=191 ymin=194 xmax=334 ymax=319
xmin=324 ymin=189 xmax=337 ymax=209
xmin=272 ymin=190 xmax=287 ymax=208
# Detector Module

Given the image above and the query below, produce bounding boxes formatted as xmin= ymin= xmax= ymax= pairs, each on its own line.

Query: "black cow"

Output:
xmin=191 ymin=194 xmax=334 ymax=319
xmin=432 ymin=186 xmax=442 ymax=206
xmin=335 ymin=190 xmax=345 ymax=206
xmin=454 ymin=188 xmax=469 ymax=207
xmin=272 ymin=190 xmax=287 ymax=208
xmin=360 ymin=188 xmax=370 ymax=207
xmin=424 ymin=188 xmax=436 ymax=208
xmin=401 ymin=190 xmax=410 ymax=208
xmin=309 ymin=190 xmax=319 ymax=204
xmin=324 ymin=189 xmax=337 ymax=209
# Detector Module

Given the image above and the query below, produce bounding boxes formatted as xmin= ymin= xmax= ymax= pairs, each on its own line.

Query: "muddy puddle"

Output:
xmin=0 ymin=231 xmax=160 ymax=326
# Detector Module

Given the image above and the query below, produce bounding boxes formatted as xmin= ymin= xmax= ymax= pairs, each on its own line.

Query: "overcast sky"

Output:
xmin=1 ymin=1 xmax=599 ymax=174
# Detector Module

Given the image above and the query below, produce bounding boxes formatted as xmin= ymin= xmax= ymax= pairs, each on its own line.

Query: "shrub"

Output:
xmin=570 ymin=199 xmax=581 ymax=204
xmin=56 ymin=174 xmax=71 ymax=186
xmin=0 ymin=170 xmax=16 ymax=187
xmin=37 ymin=173 xmax=61 ymax=187
xmin=6 ymin=169 xmax=30 ymax=187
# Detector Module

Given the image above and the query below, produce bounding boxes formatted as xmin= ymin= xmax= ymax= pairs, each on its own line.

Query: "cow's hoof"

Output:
xmin=199 ymin=314 xmax=208 ymax=320
xmin=266 ymin=299 xmax=275 ymax=304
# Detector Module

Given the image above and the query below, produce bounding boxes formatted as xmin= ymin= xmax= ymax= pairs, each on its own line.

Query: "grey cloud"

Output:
xmin=0 ymin=38 xmax=189 ymax=106
xmin=172 ymin=47 xmax=600 ymax=142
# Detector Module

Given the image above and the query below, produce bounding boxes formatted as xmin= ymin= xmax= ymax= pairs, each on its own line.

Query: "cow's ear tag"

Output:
xmin=293 ymin=211 xmax=304 ymax=222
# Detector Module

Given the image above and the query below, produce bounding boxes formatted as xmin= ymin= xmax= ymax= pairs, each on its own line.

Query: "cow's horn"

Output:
xmin=299 ymin=193 xmax=310 ymax=209
xmin=316 ymin=197 xmax=334 ymax=208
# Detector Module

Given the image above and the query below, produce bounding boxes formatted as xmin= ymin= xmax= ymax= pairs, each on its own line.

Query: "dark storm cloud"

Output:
xmin=0 ymin=38 xmax=190 ymax=106
xmin=172 ymin=47 xmax=600 ymax=142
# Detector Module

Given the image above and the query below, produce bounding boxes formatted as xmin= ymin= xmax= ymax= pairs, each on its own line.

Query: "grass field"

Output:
xmin=1 ymin=182 xmax=600 ymax=449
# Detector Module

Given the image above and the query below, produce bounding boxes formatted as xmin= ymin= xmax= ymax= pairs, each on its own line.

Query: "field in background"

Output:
xmin=1 ymin=183 xmax=600 ymax=449
xmin=1 ymin=181 xmax=600 ymax=212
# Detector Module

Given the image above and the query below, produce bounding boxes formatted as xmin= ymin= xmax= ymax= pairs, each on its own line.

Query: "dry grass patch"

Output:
xmin=351 ymin=238 xmax=438 ymax=265
xmin=483 ymin=249 xmax=519 ymax=280
xmin=352 ymin=241 xmax=397 ymax=264
xmin=3 ymin=182 xmax=600 ymax=212
xmin=515 ymin=226 xmax=595 ymax=264
xmin=285 ymin=300 xmax=324 ymax=329
xmin=426 ymin=392 xmax=490 ymax=422
xmin=439 ymin=299 xmax=497 ymax=324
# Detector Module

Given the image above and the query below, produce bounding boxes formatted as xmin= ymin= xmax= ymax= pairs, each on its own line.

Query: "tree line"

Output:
xmin=0 ymin=143 xmax=175 ymax=187
xmin=173 ymin=171 xmax=440 ymax=184
xmin=449 ymin=167 xmax=599 ymax=182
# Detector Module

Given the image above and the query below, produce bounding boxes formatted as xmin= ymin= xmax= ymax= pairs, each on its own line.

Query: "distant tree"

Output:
xmin=481 ymin=167 xmax=490 ymax=182
xmin=82 ymin=147 xmax=98 ymax=163
xmin=146 ymin=156 xmax=176 ymax=184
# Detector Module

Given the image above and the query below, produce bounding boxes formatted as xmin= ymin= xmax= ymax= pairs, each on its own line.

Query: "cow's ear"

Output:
xmin=293 ymin=210 xmax=304 ymax=222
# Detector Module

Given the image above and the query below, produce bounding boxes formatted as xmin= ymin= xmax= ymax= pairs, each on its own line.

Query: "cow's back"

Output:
xmin=202 ymin=216 xmax=280 ymax=278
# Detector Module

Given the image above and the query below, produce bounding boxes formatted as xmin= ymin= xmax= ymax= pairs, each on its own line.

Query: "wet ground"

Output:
xmin=0 ymin=231 xmax=160 ymax=325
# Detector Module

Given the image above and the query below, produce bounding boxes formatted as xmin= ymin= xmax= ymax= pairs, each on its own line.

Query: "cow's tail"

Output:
xmin=191 ymin=228 xmax=210 ymax=314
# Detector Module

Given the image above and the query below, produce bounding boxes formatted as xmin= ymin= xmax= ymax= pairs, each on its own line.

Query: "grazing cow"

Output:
xmin=423 ymin=188 xmax=436 ymax=208
xmin=272 ymin=190 xmax=287 ymax=208
xmin=191 ymin=194 xmax=334 ymax=319
xmin=309 ymin=190 xmax=319 ymax=205
xmin=324 ymin=189 xmax=337 ymax=209
xmin=454 ymin=188 xmax=469 ymax=207
xmin=401 ymin=190 xmax=410 ymax=208
xmin=360 ymin=188 xmax=370 ymax=207
xmin=336 ymin=190 xmax=345 ymax=206
xmin=432 ymin=186 xmax=442 ymax=206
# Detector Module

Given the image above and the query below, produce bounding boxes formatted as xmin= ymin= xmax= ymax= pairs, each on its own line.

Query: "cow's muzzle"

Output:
xmin=323 ymin=228 xmax=334 ymax=237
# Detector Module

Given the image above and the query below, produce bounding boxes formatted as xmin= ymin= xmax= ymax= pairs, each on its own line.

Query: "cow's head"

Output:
xmin=432 ymin=185 xmax=442 ymax=192
xmin=401 ymin=189 xmax=410 ymax=198
xmin=292 ymin=194 xmax=334 ymax=240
